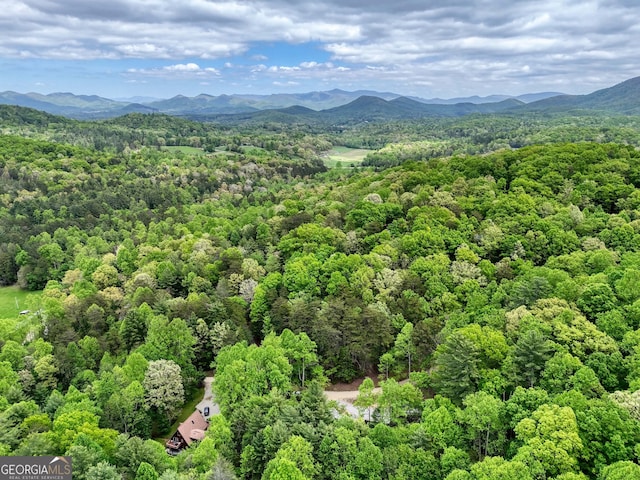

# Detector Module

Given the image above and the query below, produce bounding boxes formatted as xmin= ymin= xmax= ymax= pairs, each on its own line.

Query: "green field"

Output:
xmin=162 ymin=145 xmax=205 ymax=155
xmin=0 ymin=285 xmax=37 ymax=319
xmin=0 ymin=286 xmax=42 ymax=342
xmin=323 ymin=146 xmax=370 ymax=168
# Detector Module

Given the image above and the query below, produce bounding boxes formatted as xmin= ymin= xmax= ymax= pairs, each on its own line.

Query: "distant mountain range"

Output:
xmin=191 ymin=76 xmax=640 ymax=124
xmin=212 ymin=96 xmax=527 ymax=125
xmin=0 ymin=87 xmax=563 ymax=120
xmin=1 ymin=76 xmax=639 ymax=121
xmin=0 ymin=91 xmax=155 ymax=118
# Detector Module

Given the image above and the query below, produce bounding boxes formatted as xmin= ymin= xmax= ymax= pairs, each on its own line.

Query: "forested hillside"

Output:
xmin=2 ymin=106 xmax=640 ymax=479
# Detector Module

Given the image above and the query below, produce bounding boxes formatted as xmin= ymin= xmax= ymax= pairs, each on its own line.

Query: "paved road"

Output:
xmin=196 ymin=376 xmax=220 ymax=419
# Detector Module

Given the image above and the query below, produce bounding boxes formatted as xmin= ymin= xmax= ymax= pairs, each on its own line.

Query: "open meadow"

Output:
xmin=322 ymin=146 xmax=369 ymax=168
xmin=0 ymin=286 xmax=42 ymax=341
xmin=0 ymin=285 xmax=35 ymax=318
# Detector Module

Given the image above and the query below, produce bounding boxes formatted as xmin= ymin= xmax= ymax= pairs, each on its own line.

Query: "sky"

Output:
xmin=0 ymin=0 xmax=639 ymax=100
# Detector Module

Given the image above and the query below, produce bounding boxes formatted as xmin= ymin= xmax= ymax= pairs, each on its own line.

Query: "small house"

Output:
xmin=165 ymin=410 xmax=209 ymax=455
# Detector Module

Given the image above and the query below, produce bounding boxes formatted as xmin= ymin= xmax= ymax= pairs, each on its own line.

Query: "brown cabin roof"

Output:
xmin=177 ymin=410 xmax=209 ymax=446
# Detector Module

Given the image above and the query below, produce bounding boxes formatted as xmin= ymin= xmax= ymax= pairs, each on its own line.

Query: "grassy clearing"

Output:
xmin=162 ymin=145 xmax=205 ymax=155
xmin=323 ymin=146 xmax=370 ymax=168
xmin=0 ymin=285 xmax=37 ymax=318
xmin=0 ymin=286 xmax=42 ymax=342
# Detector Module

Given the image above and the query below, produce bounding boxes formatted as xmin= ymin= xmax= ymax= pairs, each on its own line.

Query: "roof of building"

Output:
xmin=177 ymin=410 xmax=209 ymax=446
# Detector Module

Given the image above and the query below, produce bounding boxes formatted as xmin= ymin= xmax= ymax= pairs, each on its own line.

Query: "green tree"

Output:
xmin=85 ymin=462 xmax=121 ymax=480
xmin=92 ymin=264 xmax=120 ymax=290
xmin=354 ymin=377 xmax=378 ymax=421
xmin=191 ymin=437 xmax=219 ymax=473
xmin=0 ymin=341 xmax=27 ymax=371
xmin=614 ymin=269 xmax=640 ymax=303
xmin=470 ymin=456 xmax=532 ymax=480
xmin=209 ymin=456 xmax=239 ymax=480
xmin=502 ymin=386 xmax=549 ymax=430
xmin=393 ymin=322 xmax=417 ymax=374
xmin=514 ymin=329 xmax=552 ymax=387
xmin=459 ymin=391 xmax=503 ymax=459
xmin=0 ymin=361 xmax=19 ymax=397
xmin=378 ymin=353 xmax=394 ymax=381
xmin=433 ymin=332 xmax=480 ymax=403
xmin=278 ymin=329 xmax=321 ymax=387
xmin=143 ymin=360 xmax=184 ymax=422
xmin=112 ymin=435 xmax=170 ymax=479
xmin=262 ymin=435 xmax=317 ymax=480
xmin=440 ymin=447 xmax=471 ymax=477
xmin=104 ymin=381 xmax=150 ymax=436
xmin=138 ymin=316 xmax=195 ymax=374
xmin=377 ymin=379 xmax=422 ymax=425
xmin=577 ymin=284 xmax=616 ymax=320
xmin=122 ymin=352 xmax=149 ymax=384
xmin=513 ymin=404 xmax=583 ymax=478
xmin=136 ymin=461 xmax=159 ymax=480
xmin=261 ymin=458 xmax=307 ymax=480
xmin=540 ymin=352 xmax=583 ymax=394
xmin=34 ymin=354 xmax=58 ymax=390
xmin=120 ymin=304 xmax=153 ymax=351
xmin=213 ymin=341 xmax=292 ymax=413
xmin=66 ymin=443 xmax=106 ymax=480
xmin=422 ymin=403 xmax=464 ymax=452
xmin=351 ymin=436 xmax=383 ymax=480
xmin=600 ymin=461 xmax=640 ymax=480
xmin=283 ymin=254 xmax=322 ymax=298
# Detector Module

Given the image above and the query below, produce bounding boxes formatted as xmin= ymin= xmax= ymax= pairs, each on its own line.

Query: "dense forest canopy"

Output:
xmin=2 ymin=104 xmax=640 ymax=479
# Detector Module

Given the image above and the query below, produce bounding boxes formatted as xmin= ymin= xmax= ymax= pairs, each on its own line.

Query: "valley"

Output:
xmin=2 ymin=75 xmax=640 ymax=479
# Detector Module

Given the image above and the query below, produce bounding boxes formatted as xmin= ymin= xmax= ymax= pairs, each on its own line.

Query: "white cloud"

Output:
xmin=165 ymin=63 xmax=201 ymax=72
xmin=116 ymin=43 xmax=168 ymax=56
xmin=0 ymin=0 xmax=360 ymax=60
xmin=127 ymin=63 xmax=220 ymax=79
xmin=273 ymin=81 xmax=299 ymax=86
xmin=1 ymin=0 xmax=639 ymax=96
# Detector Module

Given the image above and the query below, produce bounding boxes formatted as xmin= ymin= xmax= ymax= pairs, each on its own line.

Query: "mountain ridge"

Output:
xmin=518 ymin=76 xmax=640 ymax=114
xmin=0 ymin=88 xmax=562 ymax=119
xmin=1 ymin=75 xmax=640 ymax=120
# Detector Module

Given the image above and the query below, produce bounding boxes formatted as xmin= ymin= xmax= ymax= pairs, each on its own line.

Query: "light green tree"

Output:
xmin=85 ymin=462 xmax=121 ymax=480
xmin=143 ymin=360 xmax=184 ymax=422
xmin=393 ymin=322 xmax=416 ymax=374
xmin=459 ymin=391 xmax=503 ymax=459
xmin=470 ymin=456 xmax=532 ymax=480
xmin=377 ymin=379 xmax=422 ymax=425
xmin=262 ymin=435 xmax=317 ymax=480
xmin=354 ymin=377 xmax=378 ymax=421
xmin=262 ymin=458 xmax=308 ymax=480
xmin=378 ymin=353 xmax=394 ymax=381
xmin=600 ymin=461 xmax=640 ymax=480
xmin=513 ymin=404 xmax=583 ymax=478
xmin=136 ymin=461 xmax=159 ymax=480
xmin=192 ymin=437 xmax=219 ymax=473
